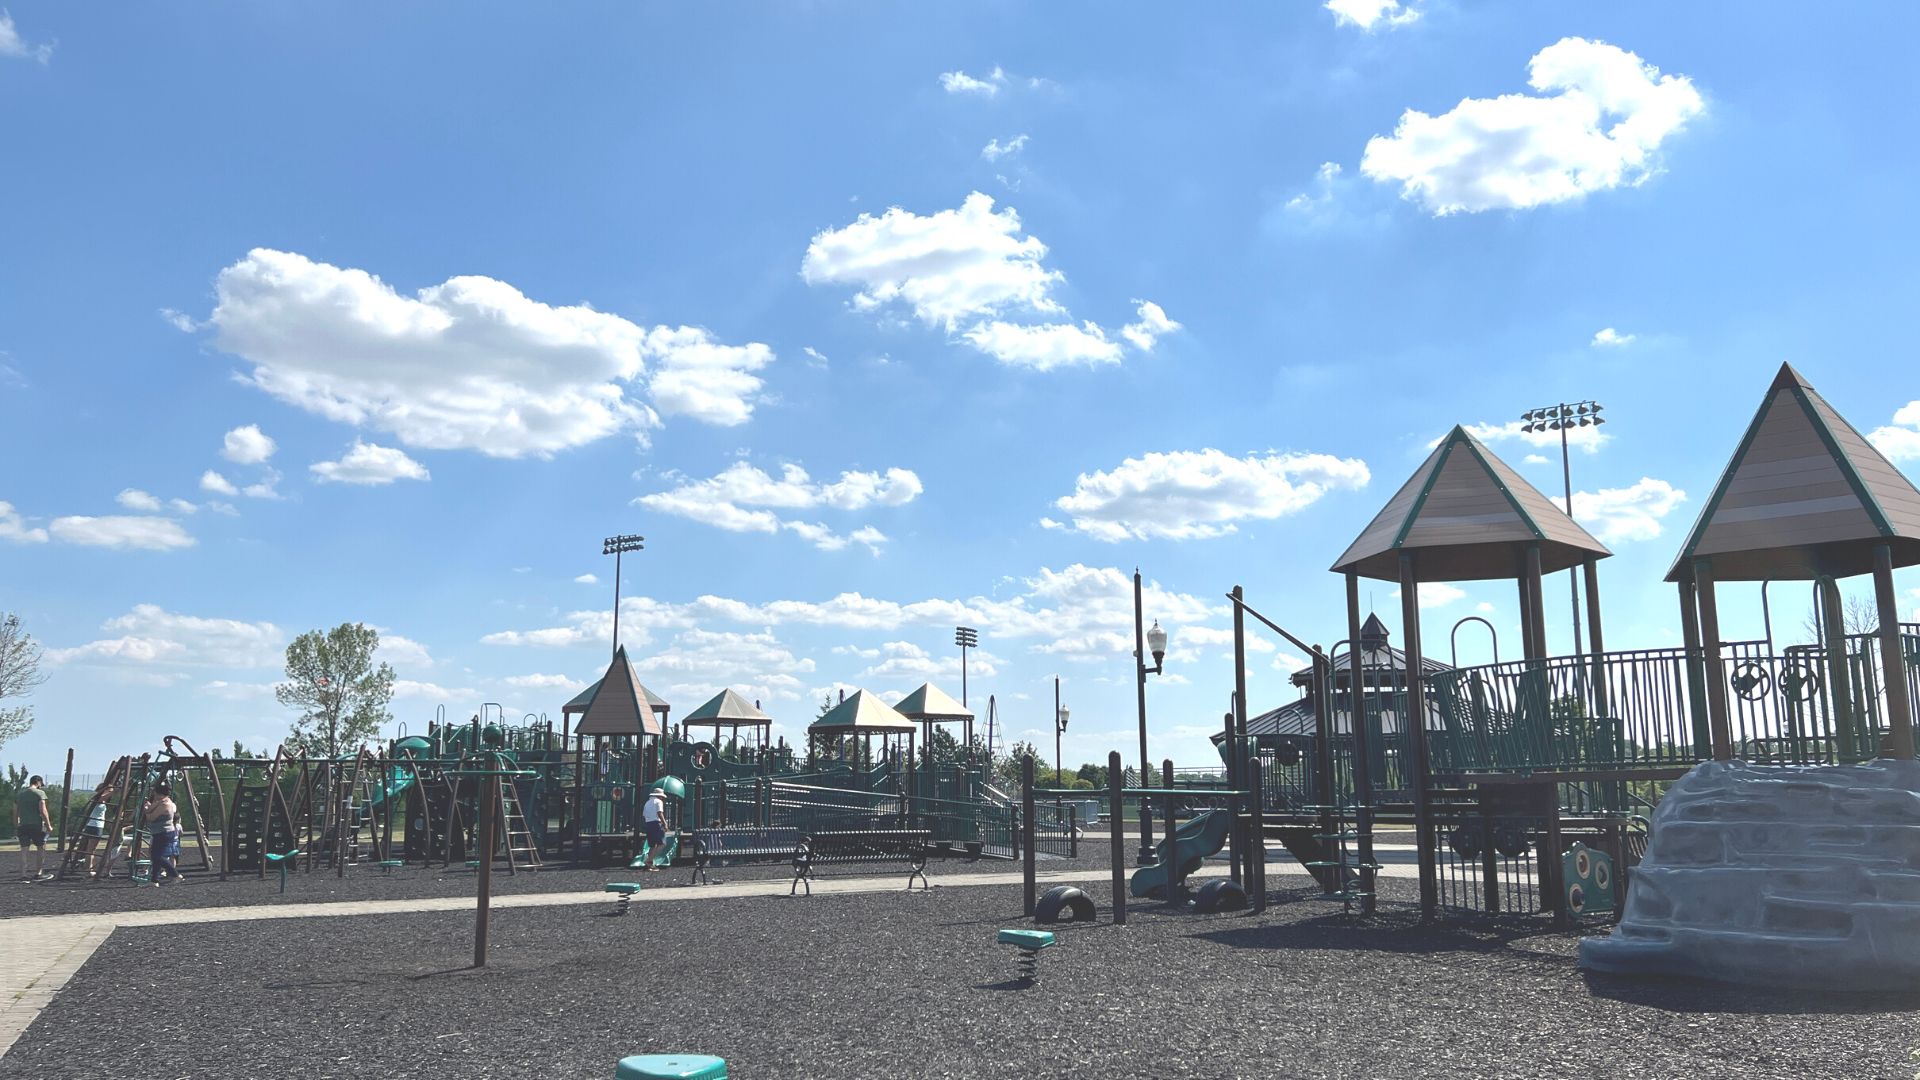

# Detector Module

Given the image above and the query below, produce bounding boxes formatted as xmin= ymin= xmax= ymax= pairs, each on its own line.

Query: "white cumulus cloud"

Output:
xmin=940 ymin=67 xmax=1007 ymax=97
xmin=116 ymin=489 xmax=164 ymax=512
xmin=48 ymin=516 xmax=195 ymax=551
xmin=1392 ymin=582 xmax=1468 ymax=609
xmin=1361 ymin=38 xmax=1705 ymax=215
xmin=310 ymin=442 xmax=430 ymax=485
xmin=1120 ymin=300 xmax=1180 ymax=352
xmin=0 ymin=501 xmax=48 ymax=543
xmin=638 ymin=461 xmax=920 ymax=553
xmin=1573 ymin=477 xmax=1687 ymax=543
xmin=222 ymin=424 xmax=277 ymax=464
xmin=48 ymin=605 xmax=283 ymax=668
xmin=981 ymin=134 xmax=1028 ymax=161
xmin=1868 ymin=401 xmax=1920 ymax=464
xmin=1052 ymin=449 xmax=1371 ymax=542
xmin=1325 ymin=0 xmax=1420 ymax=31
xmin=1592 ymin=327 xmax=1637 ymax=347
xmin=0 ymin=10 xmax=52 ymax=63
xmin=505 ymin=673 xmax=585 ymax=690
xmin=200 ymin=470 xmax=239 ymax=496
xmin=203 ymin=249 xmax=771 ymax=459
xmin=574 ymin=573 xmax=598 ymax=585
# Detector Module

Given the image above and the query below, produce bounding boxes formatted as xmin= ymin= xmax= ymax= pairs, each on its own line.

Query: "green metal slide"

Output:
xmin=1129 ymin=809 xmax=1232 ymax=898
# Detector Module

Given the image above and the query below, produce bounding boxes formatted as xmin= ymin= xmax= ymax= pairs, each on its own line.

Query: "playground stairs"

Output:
xmin=498 ymin=781 xmax=543 ymax=873
xmin=1278 ymin=803 xmax=1378 ymax=913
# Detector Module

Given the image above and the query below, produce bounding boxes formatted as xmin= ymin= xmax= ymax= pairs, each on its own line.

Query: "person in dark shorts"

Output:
xmin=143 ymin=781 xmax=181 ymax=885
xmin=13 ymin=774 xmax=52 ymax=882
xmin=640 ymin=787 xmax=667 ymax=872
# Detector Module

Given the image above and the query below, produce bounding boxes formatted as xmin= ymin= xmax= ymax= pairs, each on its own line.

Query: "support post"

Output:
xmin=1132 ymin=569 xmax=1155 ymax=867
xmin=1584 ymin=559 xmax=1609 ymax=715
xmin=1021 ymin=754 xmax=1036 ymax=918
xmin=1398 ymin=552 xmax=1438 ymax=919
xmin=1516 ymin=556 xmax=1539 ymax=664
xmin=1161 ymin=759 xmax=1180 ymax=902
xmin=1677 ymin=579 xmax=1712 ymax=757
xmin=57 ymin=748 xmax=74 ymax=854
xmin=1344 ymin=573 xmax=1376 ymax=914
xmin=1819 ymin=575 xmax=1859 ymax=758
xmin=1107 ymin=751 xmax=1127 ymax=926
xmin=1231 ymin=585 xmax=1249 ymax=886
xmin=1694 ymin=558 xmax=1735 ymax=761
xmin=1525 ymin=543 xmax=1549 ymax=662
xmin=1249 ymin=758 xmax=1266 ymax=914
xmin=474 ymin=772 xmax=498 ymax=969
xmin=1874 ymin=543 xmax=1916 ymax=759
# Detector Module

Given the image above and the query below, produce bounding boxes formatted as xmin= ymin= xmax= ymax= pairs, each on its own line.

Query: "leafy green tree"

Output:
xmin=276 ymin=623 xmax=395 ymax=759
xmin=0 ymin=612 xmax=46 ymax=751
xmin=1075 ymin=762 xmax=1108 ymax=789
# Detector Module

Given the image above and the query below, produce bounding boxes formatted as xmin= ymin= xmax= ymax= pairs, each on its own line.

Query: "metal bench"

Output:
xmin=790 ymin=829 xmax=931 ymax=896
xmin=685 ymin=826 xmax=804 ymax=885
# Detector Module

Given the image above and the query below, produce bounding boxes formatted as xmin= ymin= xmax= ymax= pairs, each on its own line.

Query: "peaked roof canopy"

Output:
xmin=684 ymin=688 xmax=772 ymax=726
xmin=565 ymin=673 xmax=670 ymax=716
xmin=893 ymin=682 xmax=973 ymax=721
xmin=568 ymin=647 xmax=666 ymax=737
xmin=1668 ymin=364 xmax=1920 ymax=582
xmin=1331 ymin=424 xmax=1612 ymax=582
xmin=809 ymin=690 xmax=916 ymax=734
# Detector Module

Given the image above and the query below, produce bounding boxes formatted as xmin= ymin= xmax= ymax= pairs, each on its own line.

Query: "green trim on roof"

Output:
xmin=1790 ymin=385 xmax=1895 ymax=539
xmin=1457 ymin=432 xmax=1545 ymax=541
xmin=1392 ymin=433 xmax=1458 ymax=550
xmin=1672 ymin=382 xmax=1779 ymax=575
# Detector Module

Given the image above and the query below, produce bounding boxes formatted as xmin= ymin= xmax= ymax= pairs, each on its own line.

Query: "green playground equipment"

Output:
xmin=604 ymin=881 xmax=643 ymax=915
xmin=616 ymin=1055 xmax=728 ymax=1080
xmin=263 ymin=849 xmax=301 ymax=894
xmin=632 ymin=833 xmax=679 ymax=870
xmin=998 ymin=928 xmax=1056 ymax=982
xmin=1128 ymin=809 xmax=1232 ymax=899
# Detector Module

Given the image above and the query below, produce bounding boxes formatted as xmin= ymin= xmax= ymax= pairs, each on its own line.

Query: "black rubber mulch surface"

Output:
xmin=6 ymin=875 xmax=1915 ymax=1080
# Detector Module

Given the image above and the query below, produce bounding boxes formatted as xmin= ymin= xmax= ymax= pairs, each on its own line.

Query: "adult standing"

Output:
xmin=640 ymin=786 xmax=667 ymax=872
xmin=13 ymin=774 xmax=52 ymax=882
xmin=143 ymin=781 xmax=181 ymax=886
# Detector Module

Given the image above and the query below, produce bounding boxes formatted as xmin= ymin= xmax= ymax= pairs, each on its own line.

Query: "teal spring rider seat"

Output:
xmin=616 ymin=1055 xmax=727 ymax=1079
xmin=264 ymin=850 xmax=302 ymax=894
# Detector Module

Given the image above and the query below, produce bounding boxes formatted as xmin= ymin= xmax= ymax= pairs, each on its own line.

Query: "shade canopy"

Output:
xmin=648 ymin=775 xmax=687 ymax=800
xmin=684 ymin=688 xmax=772 ymax=725
xmin=893 ymin=682 xmax=973 ymax=721
xmin=809 ymin=690 xmax=916 ymax=734
xmin=1332 ymin=424 xmax=1611 ymax=583
xmin=569 ymin=647 xmax=666 ymax=737
xmin=1667 ymin=363 xmax=1920 ymax=582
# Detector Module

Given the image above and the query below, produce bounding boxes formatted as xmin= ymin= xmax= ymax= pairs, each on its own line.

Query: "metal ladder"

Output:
xmin=1293 ymin=801 xmax=1378 ymax=914
xmin=58 ymin=756 xmax=133 ymax=879
xmin=498 ymin=780 xmax=542 ymax=873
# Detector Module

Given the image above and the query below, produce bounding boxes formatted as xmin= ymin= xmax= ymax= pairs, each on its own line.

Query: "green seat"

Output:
xmin=264 ymin=851 xmax=299 ymax=864
xmin=604 ymin=882 xmax=643 ymax=895
xmin=616 ymin=1055 xmax=727 ymax=1079
xmin=997 ymin=928 xmax=1055 ymax=951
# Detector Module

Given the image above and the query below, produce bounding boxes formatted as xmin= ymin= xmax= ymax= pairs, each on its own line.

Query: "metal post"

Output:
xmin=1133 ymin=570 xmax=1155 ymax=867
xmin=1874 ymin=543 xmax=1916 ymax=759
xmin=612 ymin=546 xmax=622 ymax=661
xmin=1525 ymin=544 xmax=1549 ymax=663
xmin=1161 ymin=759 xmax=1179 ymax=901
xmin=1584 ymin=560 xmax=1609 ymax=713
xmin=1107 ymin=750 xmax=1127 ymax=926
xmin=1516 ymin=556 xmax=1539 ymax=664
xmin=1021 ymin=754 xmax=1036 ymax=918
xmin=1345 ymin=573 xmax=1376 ymax=914
xmin=1677 ymin=580 xmax=1712 ymax=757
xmin=1248 ymin=759 xmax=1266 ymax=913
xmin=57 ymin=748 xmax=73 ymax=854
xmin=1054 ymin=677 xmax=1062 ymax=784
xmin=1398 ymin=552 xmax=1438 ymax=919
xmin=1560 ymin=419 xmax=1585 ymax=661
xmin=1694 ymin=558 xmax=1735 ymax=761
xmin=1818 ymin=575 xmax=1858 ymax=758
xmin=1231 ymin=585 xmax=1249 ymax=885
xmin=474 ymin=772 xmax=498 ymax=968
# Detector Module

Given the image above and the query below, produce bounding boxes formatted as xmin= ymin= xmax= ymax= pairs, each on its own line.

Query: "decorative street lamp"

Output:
xmin=1519 ymin=402 xmax=1605 ymax=659
xmin=602 ymin=533 xmax=645 ymax=661
xmin=955 ymin=626 xmax=979 ymax=706
xmin=1053 ymin=676 xmax=1069 ymax=783
xmin=1132 ymin=569 xmax=1171 ymax=867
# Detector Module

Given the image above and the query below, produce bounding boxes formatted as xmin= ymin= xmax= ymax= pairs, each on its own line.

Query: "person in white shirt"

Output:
xmin=640 ymin=787 xmax=667 ymax=872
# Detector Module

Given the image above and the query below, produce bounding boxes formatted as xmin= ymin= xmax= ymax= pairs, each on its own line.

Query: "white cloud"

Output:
xmin=160 ymin=308 xmax=198 ymax=332
xmin=199 ymin=680 xmax=278 ymax=701
xmin=637 ymin=461 xmax=921 ymax=553
xmin=505 ymin=673 xmax=585 ymax=690
xmin=373 ymin=633 xmax=434 ymax=668
xmin=1456 ymin=420 xmax=1609 ymax=455
xmin=574 ymin=573 xmax=599 ymax=584
xmin=802 ymin=346 xmax=829 ymax=368
xmin=169 ymin=499 xmax=198 ymax=514
xmin=1283 ymin=162 xmax=1347 ymax=223
xmin=1326 ymin=0 xmax=1420 ymax=31
xmin=200 ymin=470 xmax=239 ymax=496
xmin=1052 ymin=449 xmax=1371 ymax=542
xmin=204 ymin=249 xmax=771 ymax=458
xmin=240 ymin=469 xmax=283 ymax=500
xmin=940 ymin=67 xmax=1006 ymax=97
xmin=1592 ymin=327 xmax=1636 ymax=347
xmin=0 ymin=501 xmax=48 ymax=544
xmin=1523 ymin=454 xmax=1550 ymax=466
xmin=394 ymin=679 xmax=476 ymax=702
xmin=1573 ymin=477 xmax=1687 ymax=543
xmin=0 ymin=10 xmax=52 ymax=63
xmin=1361 ymin=38 xmax=1705 ymax=215
xmin=1476 ymin=601 xmax=1496 ymax=614
xmin=310 ymin=441 xmax=430 ymax=485
xmin=222 ymin=424 xmax=277 ymax=464
xmin=48 ymin=516 xmax=195 ymax=551
xmin=981 ymin=134 xmax=1028 ymax=161
xmin=1119 ymin=300 xmax=1180 ymax=352
xmin=801 ymin=192 xmax=1167 ymax=370
xmin=1392 ymin=582 xmax=1468 ymax=609
xmin=48 ymin=605 xmax=284 ymax=668
xmin=638 ymin=629 xmax=817 ymax=703
xmin=1867 ymin=401 xmax=1920 ymax=464
xmin=116 ymin=489 xmax=164 ymax=512
xmin=857 ymin=640 xmax=1000 ymax=683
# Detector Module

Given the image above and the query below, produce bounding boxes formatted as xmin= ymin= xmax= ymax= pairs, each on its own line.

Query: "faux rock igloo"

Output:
xmin=1580 ymin=758 xmax=1920 ymax=990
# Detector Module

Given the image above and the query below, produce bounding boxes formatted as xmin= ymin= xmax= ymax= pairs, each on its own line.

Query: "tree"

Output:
xmin=276 ymin=623 xmax=395 ymax=759
xmin=0 ymin=612 xmax=46 ymax=751
xmin=992 ymin=739 xmax=1041 ymax=789
xmin=1799 ymin=592 xmax=1877 ymax=645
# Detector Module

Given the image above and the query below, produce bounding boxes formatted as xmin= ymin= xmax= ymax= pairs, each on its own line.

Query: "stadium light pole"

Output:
xmin=955 ymin=626 xmax=978 ymax=706
xmin=1520 ymin=401 xmax=1605 ymax=659
xmin=602 ymin=533 xmax=645 ymax=661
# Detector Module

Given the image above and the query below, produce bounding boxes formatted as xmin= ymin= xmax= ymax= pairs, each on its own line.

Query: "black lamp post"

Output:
xmin=1132 ymin=569 xmax=1170 ymax=867
xmin=602 ymin=533 xmax=645 ymax=660
xmin=1053 ymin=676 xmax=1069 ymax=783
xmin=1519 ymin=402 xmax=1605 ymax=658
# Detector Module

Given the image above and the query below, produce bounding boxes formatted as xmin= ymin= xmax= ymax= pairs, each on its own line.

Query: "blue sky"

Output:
xmin=3 ymin=2 xmax=1917 ymax=772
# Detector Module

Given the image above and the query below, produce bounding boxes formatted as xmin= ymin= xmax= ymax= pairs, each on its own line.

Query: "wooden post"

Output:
xmin=1020 ymin=754 xmax=1036 ymax=918
xmin=1107 ymin=751 xmax=1127 ymax=926
xmin=474 ymin=772 xmax=498 ymax=969
xmin=1525 ymin=544 xmax=1549 ymax=662
xmin=1516 ymin=552 xmax=1539 ymax=663
xmin=1677 ymin=580 xmax=1713 ymax=757
xmin=1584 ymin=560 xmax=1609 ymax=715
xmin=1872 ymin=544 xmax=1914 ymax=759
xmin=1399 ymin=552 xmax=1438 ymax=919
xmin=1819 ymin=574 xmax=1860 ymax=758
xmin=1345 ymin=572 xmax=1377 ymax=914
xmin=1694 ymin=558 xmax=1735 ymax=761
xmin=57 ymin=748 xmax=74 ymax=854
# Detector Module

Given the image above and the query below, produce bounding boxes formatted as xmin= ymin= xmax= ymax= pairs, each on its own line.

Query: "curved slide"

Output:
xmin=367 ymin=736 xmax=429 ymax=813
xmin=1129 ymin=809 xmax=1232 ymax=898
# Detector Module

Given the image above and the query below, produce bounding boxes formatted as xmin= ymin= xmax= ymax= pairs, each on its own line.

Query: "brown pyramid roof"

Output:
xmin=1332 ymin=425 xmax=1611 ymax=582
xmin=684 ymin=688 xmax=772 ymax=725
xmin=893 ymin=682 xmax=973 ymax=721
xmin=570 ymin=647 xmax=665 ymax=737
xmin=809 ymin=689 xmax=916 ymax=733
xmin=1667 ymin=363 xmax=1920 ymax=582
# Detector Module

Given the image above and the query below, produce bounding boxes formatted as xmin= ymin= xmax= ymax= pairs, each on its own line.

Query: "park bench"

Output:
xmin=789 ymin=828 xmax=931 ymax=896
xmin=685 ymin=826 xmax=804 ymax=885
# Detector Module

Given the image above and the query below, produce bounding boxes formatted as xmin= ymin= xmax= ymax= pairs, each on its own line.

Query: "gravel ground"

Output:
xmin=6 ymin=874 xmax=1912 ymax=1080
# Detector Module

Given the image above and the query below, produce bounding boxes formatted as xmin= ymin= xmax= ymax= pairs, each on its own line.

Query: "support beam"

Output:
xmin=1694 ymin=558 xmax=1734 ymax=761
xmin=1874 ymin=543 xmax=1916 ymax=760
xmin=1344 ymin=573 xmax=1377 ymax=914
xmin=1677 ymin=579 xmax=1712 ymax=758
xmin=1516 ymin=552 xmax=1538 ymax=663
xmin=1398 ymin=552 xmax=1438 ymax=919
xmin=1231 ymin=585 xmax=1249 ymax=885
xmin=1818 ymin=575 xmax=1858 ymax=759
xmin=1525 ymin=543 xmax=1549 ymax=662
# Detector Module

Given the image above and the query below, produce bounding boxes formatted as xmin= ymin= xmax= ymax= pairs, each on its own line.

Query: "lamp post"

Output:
xmin=1132 ymin=569 xmax=1170 ymax=867
xmin=602 ymin=533 xmax=645 ymax=661
xmin=955 ymin=626 xmax=978 ymax=706
xmin=1053 ymin=676 xmax=1069 ymax=784
xmin=1519 ymin=402 xmax=1605 ymax=658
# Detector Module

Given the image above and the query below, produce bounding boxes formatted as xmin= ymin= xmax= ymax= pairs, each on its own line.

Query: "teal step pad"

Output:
xmin=605 ymin=882 xmax=644 ymax=894
xmin=997 ymin=929 xmax=1056 ymax=950
xmin=616 ymin=1054 xmax=728 ymax=1079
